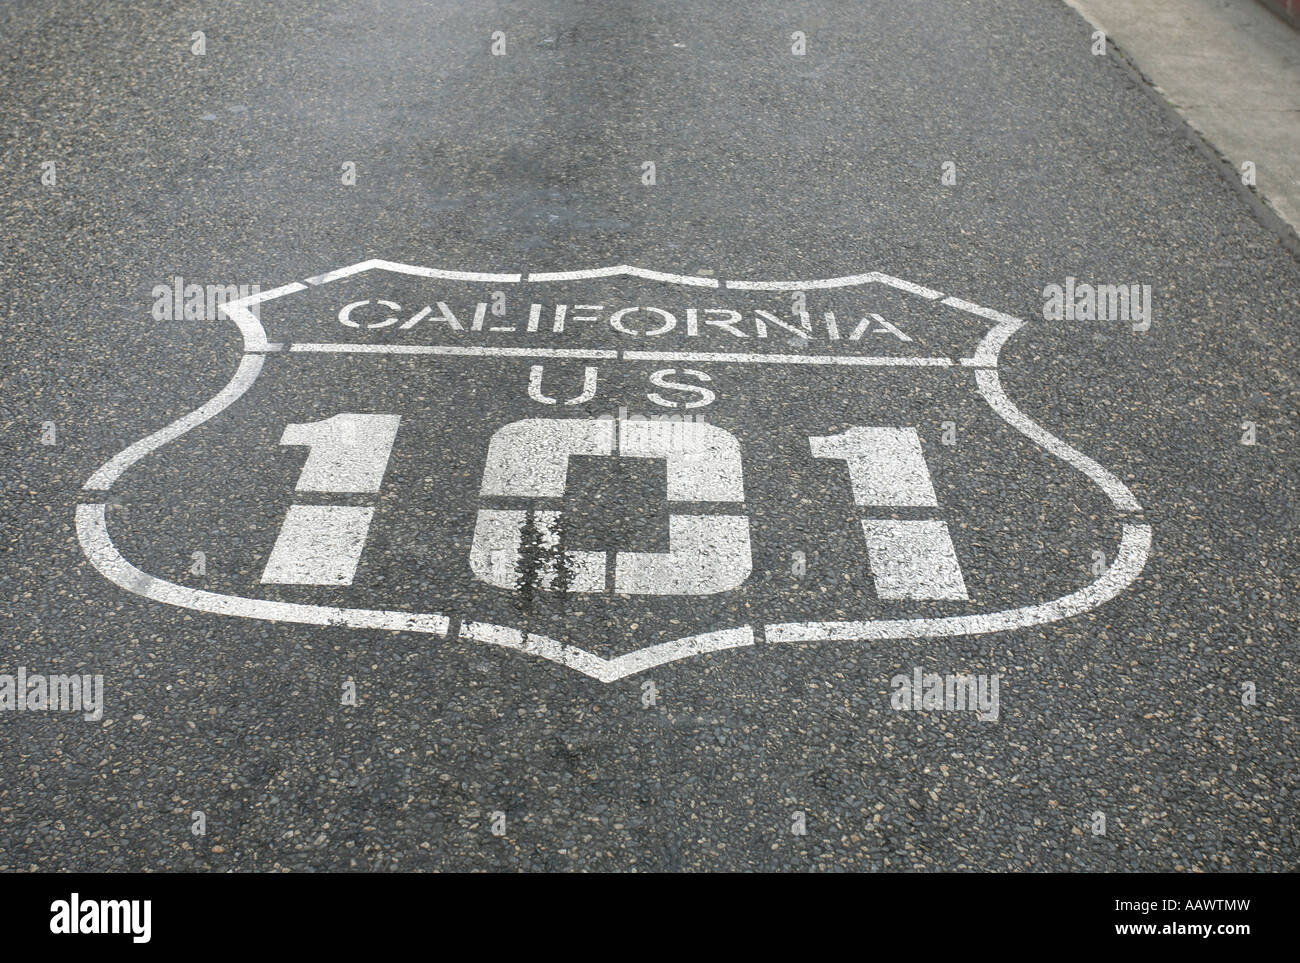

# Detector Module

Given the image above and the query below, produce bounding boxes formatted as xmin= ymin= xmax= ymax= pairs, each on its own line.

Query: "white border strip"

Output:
xmin=527 ymin=265 xmax=719 ymax=287
xmin=941 ymin=296 xmax=1023 ymax=326
xmin=527 ymin=266 xmax=625 ymax=282
xmin=305 ymin=259 xmax=521 ymax=285
xmin=459 ymin=621 xmax=753 ymax=683
xmin=977 ymin=369 xmax=1143 ymax=512
xmin=368 ymin=259 xmax=521 ymax=284
xmin=304 ymin=259 xmax=387 ymax=286
xmin=725 ymin=273 xmax=879 ymax=291
xmin=220 ymin=283 xmax=297 ymax=352
xmin=288 ymin=345 xmax=951 ymax=366
xmin=622 ymin=266 xmax=719 ymax=287
xmin=767 ymin=522 xmax=1151 ymax=643
xmin=622 ymin=350 xmax=952 ymax=366
xmin=961 ymin=315 xmax=1024 ymax=367
xmin=871 ymin=273 xmax=946 ymax=299
xmin=724 ymin=272 xmax=944 ymax=299
xmin=291 ymin=343 xmax=619 ymax=360
xmin=76 ymin=503 xmax=449 ymax=635
xmin=83 ymin=354 xmax=266 ymax=491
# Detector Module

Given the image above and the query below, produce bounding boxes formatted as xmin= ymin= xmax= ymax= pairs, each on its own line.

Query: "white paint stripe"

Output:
xmin=947 ymin=300 xmax=1026 ymax=368
xmin=459 ymin=621 xmax=754 ymax=683
xmin=367 ymin=259 xmax=521 ymax=283
xmin=526 ymin=265 xmax=718 ymax=286
xmin=261 ymin=505 xmax=375 ymax=585
xmin=941 ymin=296 xmax=1024 ymax=326
xmin=723 ymin=272 xmax=943 ymax=298
xmin=83 ymin=353 xmax=266 ymax=490
xmin=86 ymin=269 xmax=280 ymax=491
xmin=725 ymin=273 xmax=879 ymax=291
xmin=869 ymin=273 xmax=946 ymax=299
xmin=219 ymin=286 xmax=289 ymax=352
xmin=304 ymin=259 xmax=522 ymax=285
xmin=767 ymin=522 xmax=1151 ymax=643
xmin=527 ymin=266 xmax=627 ymax=282
xmin=860 ymin=520 xmax=969 ymax=600
xmin=290 ymin=345 xmax=952 ymax=367
xmin=76 ymin=503 xmax=449 ymax=635
xmin=620 ymin=266 xmax=719 ymax=287
xmin=290 ymin=343 xmax=618 ymax=360
xmin=962 ymin=316 xmax=1022 ymax=366
xmin=621 ymin=350 xmax=952 ymax=366
xmin=303 ymin=260 xmax=386 ymax=285
xmin=976 ymin=369 xmax=1143 ymax=512
xmin=228 ymin=281 xmax=307 ymax=308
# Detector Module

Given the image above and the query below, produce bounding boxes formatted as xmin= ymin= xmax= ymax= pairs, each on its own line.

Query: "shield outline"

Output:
xmin=76 ymin=259 xmax=1152 ymax=682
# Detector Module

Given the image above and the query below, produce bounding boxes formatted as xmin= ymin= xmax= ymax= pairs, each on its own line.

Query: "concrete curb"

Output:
xmin=1064 ymin=0 xmax=1300 ymax=255
xmin=1257 ymin=0 xmax=1300 ymax=30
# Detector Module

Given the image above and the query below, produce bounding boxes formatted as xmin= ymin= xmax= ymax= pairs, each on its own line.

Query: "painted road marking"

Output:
xmin=469 ymin=509 xmax=606 ymax=592
xmin=304 ymin=259 xmax=521 ymax=286
xmin=613 ymin=514 xmax=751 ymax=595
xmin=260 ymin=414 xmax=400 ymax=586
xmin=469 ymin=510 xmax=753 ymax=596
xmin=78 ymin=503 xmax=451 ymax=635
xmin=622 ymin=351 xmax=951 ymax=366
xmin=480 ymin=418 xmax=614 ymax=497
xmin=262 ymin=505 xmax=375 ymax=585
xmin=528 ymin=364 xmax=598 ymax=405
xmin=280 ymin=414 xmax=400 ymax=493
xmin=767 ymin=523 xmax=1151 ymax=644
xmin=474 ymin=417 xmax=751 ymax=595
xmin=292 ymin=345 xmax=956 ymax=369
xmin=976 ymin=368 xmax=1142 ymax=512
xmin=811 ymin=427 xmax=939 ymax=506
xmin=77 ymin=261 xmax=1151 ymax=682
xmin=619 ymin=419 xmax=744 ymax=502
xmin=83 ymin=354 xmax=266 ymax=491
xmin=812 ymin=426 xmax=968 ymax=600
xmin=859 ymin=520 xmax=969 ymax=601
xmin=291 ymin=343 xmax=954 ymax=366
xmin=459 ymin=621 xmax=753 ymax=684
xmin=291 ymin=343 xmax=619 ymax=360
xmin=526 ymin=265 xmax=719 ymax=286
xmin=723 ymin=272 xmax=945 ymax=298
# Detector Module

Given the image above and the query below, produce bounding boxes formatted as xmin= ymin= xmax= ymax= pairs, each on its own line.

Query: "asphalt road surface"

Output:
xmin=1 ymin=0 xmax=1296 ymax=872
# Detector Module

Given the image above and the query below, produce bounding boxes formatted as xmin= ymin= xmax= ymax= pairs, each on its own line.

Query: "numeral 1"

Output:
xmin=261 ymin=414 xmax=401 ymax=585
xmin=811 ymin=427 xmax=968 ymax=600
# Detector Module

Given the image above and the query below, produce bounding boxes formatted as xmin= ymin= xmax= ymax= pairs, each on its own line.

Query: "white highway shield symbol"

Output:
xmin=78 ymin=259 xmax=1151 ymax=681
